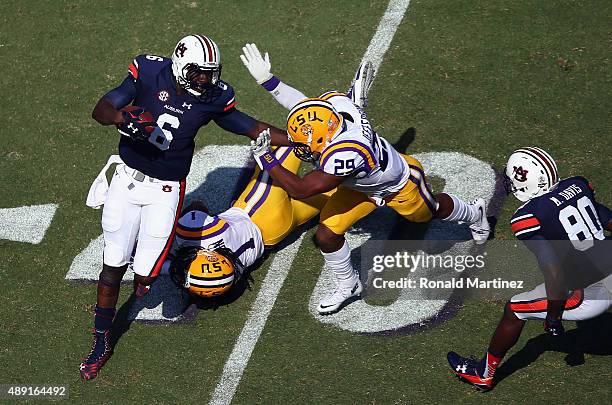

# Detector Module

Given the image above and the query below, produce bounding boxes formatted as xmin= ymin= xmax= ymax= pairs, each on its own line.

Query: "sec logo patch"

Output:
xmin=158 ymin=90 xmax=170 ymax=102
xmin=162 ymin=185 xmax=172 ymax=192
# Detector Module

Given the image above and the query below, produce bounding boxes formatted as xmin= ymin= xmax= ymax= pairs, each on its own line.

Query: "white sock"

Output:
xmin=321 ymin=241 xmax=358 ymax=289
xmin=443 ymin=194 xmax=478 ymax=223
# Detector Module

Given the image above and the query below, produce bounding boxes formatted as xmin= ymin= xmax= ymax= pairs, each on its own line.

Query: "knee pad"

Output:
xmin=99 ymin=264 xmax=128 ymax=288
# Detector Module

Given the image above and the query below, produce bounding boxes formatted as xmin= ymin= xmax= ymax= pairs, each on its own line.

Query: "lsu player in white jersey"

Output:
xmin=240 ymin=43 xmax=491 ymax=314
xmin=167 ymin=145 xmax=330 ymax=298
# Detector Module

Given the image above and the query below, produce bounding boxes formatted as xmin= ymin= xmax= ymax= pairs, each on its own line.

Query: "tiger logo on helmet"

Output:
xmin=171 ymin=34 xmax=222 ymax=99
xmin=504 ymin=146 xmax=559 ymax=202
xmin=286 ymin=98 xmax=344 ymax=163
xmin=170 ymin=247 xmax=244 ymax=299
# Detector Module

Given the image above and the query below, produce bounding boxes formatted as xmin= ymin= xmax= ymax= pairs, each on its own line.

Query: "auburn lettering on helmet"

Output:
xmin=286 ymin=98 xmax=344 ymax=163
xmin=505 ymin=147 xmax=559 ymax=202
xmin=171 ymin=34 xmax=222 ymax=98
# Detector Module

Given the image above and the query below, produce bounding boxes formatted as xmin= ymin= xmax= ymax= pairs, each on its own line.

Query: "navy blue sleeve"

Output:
xmin=213 ymin=108 xmax=257 ymax=135
xmin=521 ymin=234 xmax=559 ymax=267
xmin=103 ymin=76 xmax=137 ymax=109
xmin=596 ymin=202 xmax=612 ymax=228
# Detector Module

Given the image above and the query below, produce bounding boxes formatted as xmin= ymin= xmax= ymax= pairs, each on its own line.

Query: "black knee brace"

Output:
xmin=99 ymin=264 xmax=128 ymax=289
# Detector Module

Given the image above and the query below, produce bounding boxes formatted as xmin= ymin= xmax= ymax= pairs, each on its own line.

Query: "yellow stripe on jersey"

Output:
xmin=319 ymin=91 xmax=346 ymax=101
xmin=320 ymin=141 xmax=376 ymax=170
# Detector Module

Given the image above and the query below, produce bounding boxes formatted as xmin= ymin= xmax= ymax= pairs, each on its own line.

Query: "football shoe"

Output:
xmin=347 ymin=60 xmax=375 ymax=108
xmin=468 ymin=198 xmax=490 ymax=244
xmin=447 ymin=351 xmax=493 ymax=391
xmin=317 ymin=279 xmax=363 ymax=315
xmin=79 ymin=329 xmax=112 ymax=381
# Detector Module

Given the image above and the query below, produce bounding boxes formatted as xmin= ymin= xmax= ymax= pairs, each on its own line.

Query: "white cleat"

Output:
xmin=348 ymin=60 xmax=376 ymax=108
xmin=469 ymin=198 xmax=490 ymax=244
xmin=317 ymin=279 xmax=363 ymax=315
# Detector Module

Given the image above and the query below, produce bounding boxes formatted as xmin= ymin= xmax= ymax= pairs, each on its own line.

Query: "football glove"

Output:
xmin=117 ymin=106 xmax=157 ymax=142
xmin=250 ymin=128 xmax=278 ymax=171
xmin=240 ymin=43 xmax=273 ymax=84
xmin=544 ymin=317 xmax=564 ymax=337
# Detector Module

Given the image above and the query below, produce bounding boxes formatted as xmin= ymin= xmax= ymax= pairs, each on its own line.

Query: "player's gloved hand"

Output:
xmin=240 ymin=43 xmax=273 ymax=84
xmin=544 ymin=317 xmax=564 ymax=337
xmin=250 ymin=128 xmax=278 ymax=171
xmin=117 ymin=106 xmax=157 ymax=142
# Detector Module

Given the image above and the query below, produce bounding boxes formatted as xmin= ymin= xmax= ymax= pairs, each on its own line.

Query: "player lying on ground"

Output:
xmin=166 ymin=145 xmax=331 ymax=298
xmin=447 ymin=147 xmax=612 ymax=391
xmin=241 ymin=43 xmax=491 ymax=315
xmin=80 ymin=35 xmax=290 ymax=380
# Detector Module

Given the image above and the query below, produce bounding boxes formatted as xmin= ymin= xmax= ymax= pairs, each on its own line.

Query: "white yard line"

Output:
xmin=209 ymin=1 xmax=412 ymax=403
xmin=362 ymin=0 xmax=412 ymax=74
xmin=209 ymin=234 xmax=305 ymax=405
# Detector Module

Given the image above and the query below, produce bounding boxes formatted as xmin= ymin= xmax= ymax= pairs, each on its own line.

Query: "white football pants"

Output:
xmin=102 ymin=164 xmax=185 ymax=277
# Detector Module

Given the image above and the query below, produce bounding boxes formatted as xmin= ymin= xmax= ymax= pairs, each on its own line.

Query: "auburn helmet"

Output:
xmin=171 ymin=34 xmax=222 ymax=98
xmin=286 ymin=98 xmax=344 ymax=163
xmin=504 ymin=147 xmax=559 ymax=202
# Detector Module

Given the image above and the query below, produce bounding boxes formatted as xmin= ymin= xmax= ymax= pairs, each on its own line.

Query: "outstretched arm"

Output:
xmin=249 ymin=129 xmax=343 ymax=199
xmin=214 ymin=110 xmax=290 ymax=146
xmin=240 ymin=43 xmax=308 ymax=110
xmin=267 ymin=164 xmax=343 ymax=200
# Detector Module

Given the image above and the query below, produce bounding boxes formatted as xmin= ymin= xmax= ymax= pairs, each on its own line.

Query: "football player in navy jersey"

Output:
xmin=447 ymin=147 xmax=612 ymax=391
xmin=79 ymin=34 xmax=289 ymax=380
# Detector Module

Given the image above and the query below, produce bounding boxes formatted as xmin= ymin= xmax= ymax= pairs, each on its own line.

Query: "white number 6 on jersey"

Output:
xmin=148 ymin=113 xmax=179 ymax=151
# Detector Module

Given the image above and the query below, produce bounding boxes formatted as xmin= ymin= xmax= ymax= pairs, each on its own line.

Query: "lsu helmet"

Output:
xmin=504 ymin=147 xmax=559 ymax=202
xmin=171 ymin=34 xmax=222 ymax=98
xmin=170 ymin=247 xmax=242 ymax=299
xmin=286 ymin=98 xmax=344 ymax=163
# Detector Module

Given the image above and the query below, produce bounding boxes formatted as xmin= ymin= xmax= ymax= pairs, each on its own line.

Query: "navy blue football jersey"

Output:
xmin=511 ymin=176 xmax=607 ymax=246
xmin=108 ymin=54 xmax=252 ymax=181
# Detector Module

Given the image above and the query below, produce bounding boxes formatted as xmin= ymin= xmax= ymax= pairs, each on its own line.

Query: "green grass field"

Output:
xmin=0 ymin=0 xmax=610 ymax=403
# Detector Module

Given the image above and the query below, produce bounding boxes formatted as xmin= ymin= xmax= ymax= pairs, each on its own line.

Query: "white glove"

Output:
xmin=240 ymin=43 xmax=273 ymax=84
xmin=250 ymin=128 xmax=274 ymax=170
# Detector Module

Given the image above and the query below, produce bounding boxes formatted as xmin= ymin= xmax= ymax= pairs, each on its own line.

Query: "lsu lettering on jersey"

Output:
xmin=511 ymin=176 xmax=607 ymax=244
xmin=175 ymin=207 xmax=264 ymax=268
xmin=317 ymin=92 xmax=411 ymax=201
xmin=114 ymin=54 xmax=241 ymax=181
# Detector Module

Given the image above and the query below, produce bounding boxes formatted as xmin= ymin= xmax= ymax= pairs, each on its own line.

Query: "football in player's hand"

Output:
xmin=117 ymin=105 xmax=157 ymax=142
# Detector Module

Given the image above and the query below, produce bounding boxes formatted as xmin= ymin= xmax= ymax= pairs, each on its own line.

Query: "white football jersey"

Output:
xmin=318 ymin=93 xmax=411 ymax=201
xmin=175 ymin=207 xmax=264 ymax=268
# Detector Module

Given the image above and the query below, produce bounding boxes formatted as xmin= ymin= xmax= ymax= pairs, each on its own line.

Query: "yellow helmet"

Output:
xmin=286 ymin=98 xmax=344 ymax=163
xmin=185 ymin=249 xmax=235 ymax=298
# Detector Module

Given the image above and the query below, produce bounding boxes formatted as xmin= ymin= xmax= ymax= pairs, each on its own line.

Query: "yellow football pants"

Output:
xmin=233 ymin=150 xmax=436 ymax=243
xmin=233 ymin=147 xmax=331 ymax=246
xmin=319 ymin=154 xmax=437 ymax=235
